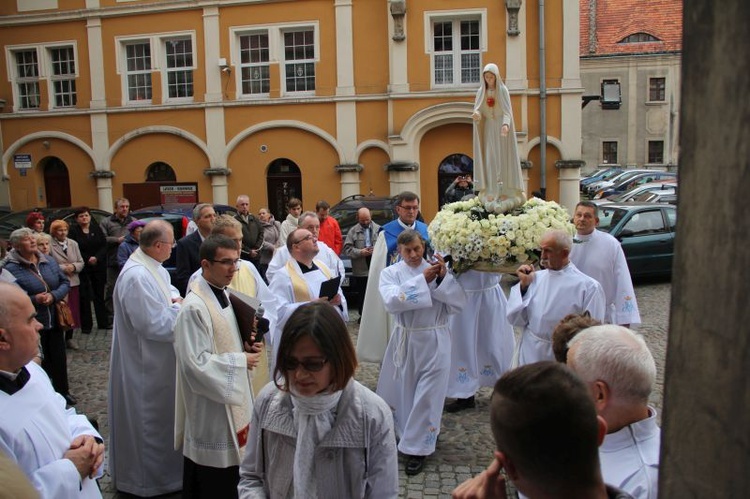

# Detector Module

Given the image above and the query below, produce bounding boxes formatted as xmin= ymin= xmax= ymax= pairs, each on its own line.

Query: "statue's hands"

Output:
xmin=472 ymin=111 xmax=481 ymax=122
xmin=501 ymin=124 xmax=509 ymax=137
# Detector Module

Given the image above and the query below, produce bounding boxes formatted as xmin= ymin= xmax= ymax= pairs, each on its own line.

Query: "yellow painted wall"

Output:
xmin=100 ymin=10 xmax=205 ymax=107
xmin=106 ymin=108 xmax=207 ymax=147
xmin=7 ymin=139 xmax=97 ymax=208
xmin=227 ymin=127 xmax=340 ymax=208
xmin=3 ymin=114 xmax=92 ymax=149
xmin=358 ymin=147 xmax=391 ymax=197
xmin=525 ymin=0 xmax=564 ymax=87
xmin=109 ymin=132 xmax=212 ymax=199
xmin=224 ymin=103 xmax=337 ymax=143
xmin=527 ymin=143 xmax=562 ymax=202
xmin=352 ymin=0 xmax=389 ymax=95
xmin=419 ymin=123 xmax=473 ymax=219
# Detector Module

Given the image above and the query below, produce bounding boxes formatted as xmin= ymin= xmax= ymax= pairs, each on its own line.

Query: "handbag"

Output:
xmin=30 ymin=266 xmax=75 ymax=330
xmin=55 ymin=300 xmax=76 ymax=330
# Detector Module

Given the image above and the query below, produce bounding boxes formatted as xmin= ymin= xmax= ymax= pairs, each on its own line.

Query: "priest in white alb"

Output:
xmin=174 ymin=235 xmax=263 ymax=498
xmin=108 ymin=220 xmax=184 ymax=496
xmin=376 ymin=229 xmax=466 ymax=476
xmin=0 ymin=282 xmax=105 ymax=499
xmin=507 ymin=229 xmax=606 ymax=366
xmin=265 ymin=211 xmax=343 ymax=284
xmin=570 ymin=201 xmax=641 ymax=327
xmin=269 ymin=228 xmax=348 ymax=343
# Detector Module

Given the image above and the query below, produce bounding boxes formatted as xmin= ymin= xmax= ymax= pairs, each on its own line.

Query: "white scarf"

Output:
xmin=290 ymin=388 xmax=343 ymax=499
xmin=128 ymin=247 xmax=172 ymax=305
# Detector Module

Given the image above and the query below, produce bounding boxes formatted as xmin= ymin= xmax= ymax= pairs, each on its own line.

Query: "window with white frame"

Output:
xmin=14 ymin=49 xmax=41 ymax=110
xmin=119 ymin=33 xmax=195 ymax=104
xmin=239 ymin=32 xmax=270 ymax=95
xmin=164 ymin=38 xmax=193 ymax=99
xmin=49 ymin=46 xmax=76 ymax=107
xmin=283 ymin=29 xmax=315 ymax=93
xmin=431 ymin=18 xmax=481 ymax=87
xmin=124 ymin=41 xmax=152 ymax=102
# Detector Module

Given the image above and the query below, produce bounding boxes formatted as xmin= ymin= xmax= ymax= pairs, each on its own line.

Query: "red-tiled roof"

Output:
xmin=580 ymin=0 xmax=683 ymax=56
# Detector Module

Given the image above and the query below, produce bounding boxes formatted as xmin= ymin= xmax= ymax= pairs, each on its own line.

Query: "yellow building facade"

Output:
xmin=0 ymin=0 xmax=583 ymax=220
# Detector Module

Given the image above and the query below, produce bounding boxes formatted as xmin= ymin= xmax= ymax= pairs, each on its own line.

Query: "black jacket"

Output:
xmin=234 ymin=214 xmax=264 ymax=263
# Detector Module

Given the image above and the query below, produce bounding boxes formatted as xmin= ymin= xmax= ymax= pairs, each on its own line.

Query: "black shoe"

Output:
xmin=405 ymin=455 xmax=426 ymax=476
xmin=445 ymin=396 xmax=476 ymax=413
xmin=63 ymin=393 xmax=78 ymax=406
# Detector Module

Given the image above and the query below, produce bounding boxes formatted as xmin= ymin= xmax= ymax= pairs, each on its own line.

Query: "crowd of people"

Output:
xmin=0 ymin=188 xmax=660 ymax=498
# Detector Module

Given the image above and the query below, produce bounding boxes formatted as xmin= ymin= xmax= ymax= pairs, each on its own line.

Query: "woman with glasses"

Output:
xmin=238 ymin=302 xmax=398 ymax=498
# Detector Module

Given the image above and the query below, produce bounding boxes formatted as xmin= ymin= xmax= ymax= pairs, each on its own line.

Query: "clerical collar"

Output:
xmin=0 ymin=366 xmax=30 ymax=395
xmin=397 ymin=219 xmax=415 ymax=230
xmin=207 ymin=281 xmax=229 ymax=308
xmin=296 ymin=260 xmax=319 ymax=274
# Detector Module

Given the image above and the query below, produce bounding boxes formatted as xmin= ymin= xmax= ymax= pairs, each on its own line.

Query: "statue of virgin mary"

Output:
xmin=472 ymin=63 xmax=526 ymax=213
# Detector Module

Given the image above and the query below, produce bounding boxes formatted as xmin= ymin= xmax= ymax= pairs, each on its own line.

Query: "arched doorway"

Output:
xmin=146 ymin=161 xmax=177 ymax=181
xmin=266 ymin=158 xmax=302 ymax=220
xmin=437 ymin=153 xmax=473 ymax=207
xmin=42 ymin=156 xmax=71 ymax=207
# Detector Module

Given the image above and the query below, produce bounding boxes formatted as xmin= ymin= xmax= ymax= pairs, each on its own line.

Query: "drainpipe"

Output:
xmin=539 ymin=0 xmax=547 ymax=199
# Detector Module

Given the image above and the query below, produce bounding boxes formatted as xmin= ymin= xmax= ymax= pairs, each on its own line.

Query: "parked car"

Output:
xmin=591 ymin=180 xmax=677 ymax=206
xmin=329 ymin=195 xmax=399 ymax=299
xmin=630 ymin=188 xmax=677 ymax=204
xmin=584 ymin=168 xmax=651 ymax=197
xmin=580 ymin=167 xmax=622 ymax=192
xmin=597 ymin=203 xmax=677 ymax=278
xmin=0 ymin=207 xmax=112 ymax=247
xmin=592 ymin=171 xmax=677 ymax=200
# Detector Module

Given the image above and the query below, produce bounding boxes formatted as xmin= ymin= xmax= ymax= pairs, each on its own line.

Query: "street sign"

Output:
xmin=14 ymin=154 xmax=32 ymax=169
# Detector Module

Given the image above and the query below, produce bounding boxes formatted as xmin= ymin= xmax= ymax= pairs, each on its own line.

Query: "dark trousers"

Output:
xmin=40 ymin=326 xmax=69 ymax=395
xmin=183 ymin=457 xmax=239 ymax=499
xmin=79 ymin=271 xmax=108 ymax=332
xmin=351 ymin=275 xmax=369 ymax=315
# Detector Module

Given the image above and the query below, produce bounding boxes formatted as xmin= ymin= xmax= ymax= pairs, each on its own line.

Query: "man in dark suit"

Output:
xmin=175 ymin=203 xmax=216 ymax=295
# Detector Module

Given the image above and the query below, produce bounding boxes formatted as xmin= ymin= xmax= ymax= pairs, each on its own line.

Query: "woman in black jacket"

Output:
xmin=68 ymin=207 xmax=109 ymax=334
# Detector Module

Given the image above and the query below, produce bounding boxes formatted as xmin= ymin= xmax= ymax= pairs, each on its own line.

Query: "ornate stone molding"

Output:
xmin=89 ymin=170 xmax=114 ymax=179
xmin=555 ymin=159 xmax=585 ymax=169
xmin=335 ymin=163 xmax=364 ymax=173
xmin=386 ymin=161 xmax=418 ymax=172
xmin=505 ymin=0 xmax=522 ymax=36
xmin=390 ymin=1 xmax=406 ymax=41
xmin=521 ymin=160 xmax=533 ymax=170
xmin=203 ymin=167 xmax=232 ymax=177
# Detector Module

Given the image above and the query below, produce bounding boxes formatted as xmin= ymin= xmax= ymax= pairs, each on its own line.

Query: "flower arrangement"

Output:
xmin=428 ymin=196 xmax=575 ymax=274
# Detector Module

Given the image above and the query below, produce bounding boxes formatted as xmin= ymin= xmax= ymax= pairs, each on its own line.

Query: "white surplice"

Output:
xmin=174 ymin=276 xmax=253 ymax=468
xmin=599 ymin=407 xmax=661 ymax=499
xmin=376 ymin=260 xmax=466 ymax=456
xmin=265 ymin=241 xmax=344 ymax=285
xmin=447 ymin=271 xmax=515 ymax=398
xmin=0 ymin=362 xmax=103 ymax=499
xmin=570 ymin=229 xmax=641 ymax=326
xmin=506 ymin=263 xmax=606 ymax=366
xmin=108 ymin=252 xmax=183 ymax=496
xmin=269 ymin=259 xmax=348 ymax=342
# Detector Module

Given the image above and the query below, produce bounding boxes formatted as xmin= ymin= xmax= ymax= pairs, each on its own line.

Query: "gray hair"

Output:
xmin=297 ymin=211 xmax=318 ymax=227
xmin=139 ymin=220 xmax=172 ymax=249
xmin=34 ymin=232 xmax=52 ymax=244
xmin=543 ymin=229 xmax=573 ymax=252
xmin=567 ymin=325 xmax=656 ymax=405
xmin=9 ymin=228 xmax=36 ymax=247
xmin=397 ymin=228 xmax=423 ymax=246
xmin=192 ymin=203 xmax=213 ymax=220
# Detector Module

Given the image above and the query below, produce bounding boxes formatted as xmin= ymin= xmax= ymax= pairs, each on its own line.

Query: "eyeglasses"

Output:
xmin=210 ymin=258 xmax=241 ymax=268
xmin=293 ymin=234 xmax=314 ymax=245
xmin=398 ymin=205 xmax=419 ymax=211
xmin=158 ymin=240 xmax=177 ymax=248
xmin=281 ymin=357 xmax=328 ymax=372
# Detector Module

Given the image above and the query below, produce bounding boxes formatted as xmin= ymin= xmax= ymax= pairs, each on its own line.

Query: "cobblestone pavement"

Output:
xmin=67 ymin=276 xmax=670 ymax=498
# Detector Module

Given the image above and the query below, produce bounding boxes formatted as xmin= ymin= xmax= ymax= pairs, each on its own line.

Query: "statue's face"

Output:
xmin=484 ymin=71 xmax=496 ymax=87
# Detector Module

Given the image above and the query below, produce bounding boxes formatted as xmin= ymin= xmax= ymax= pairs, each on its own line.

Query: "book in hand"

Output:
xmin=318 ymin=276 xmax=341 ymax=301
xmin=228 ymin=289 xmax=261 ymax=345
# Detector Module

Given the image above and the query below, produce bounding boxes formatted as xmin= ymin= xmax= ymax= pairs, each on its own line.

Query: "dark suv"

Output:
xmin=329 ymin=195 xmax=398 ymax=300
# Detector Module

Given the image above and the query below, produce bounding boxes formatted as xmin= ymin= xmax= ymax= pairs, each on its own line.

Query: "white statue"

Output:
xmin=472 ymin=63 xmax=526 ymax=213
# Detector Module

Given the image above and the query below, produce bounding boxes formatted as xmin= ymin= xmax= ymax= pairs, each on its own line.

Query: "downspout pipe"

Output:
xmin=539 ymin=0 xmax=547 ymax=199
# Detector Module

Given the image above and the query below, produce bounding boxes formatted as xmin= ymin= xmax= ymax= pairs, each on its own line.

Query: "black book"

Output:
xmin=318 ymin=276 xmax=341 ymax=301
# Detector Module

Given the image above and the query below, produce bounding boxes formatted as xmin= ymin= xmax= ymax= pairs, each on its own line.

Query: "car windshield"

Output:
xmin=597 ymin=207 xmax=629 ymax=232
